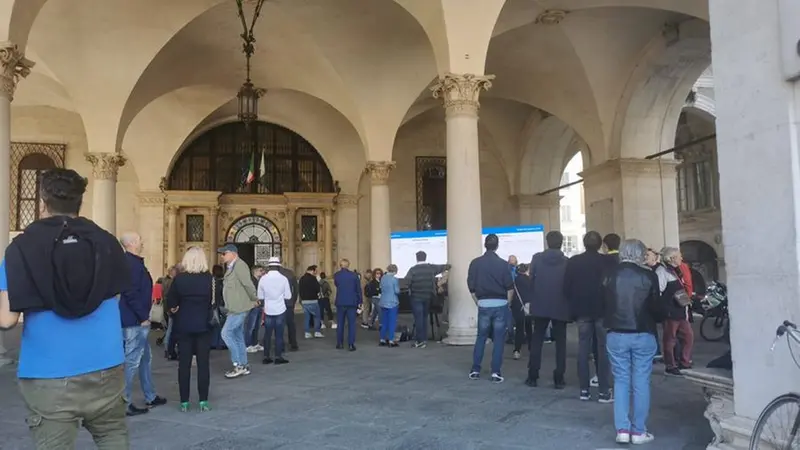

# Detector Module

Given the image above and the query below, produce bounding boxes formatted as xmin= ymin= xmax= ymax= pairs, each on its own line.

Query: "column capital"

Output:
xmin=208 ymin=205 xmax=220 ymax=216
xmin=430 ymin=72 xmax=495 ymax=117
xmin=165 ymin=204 xmax=179 ymax=215
xmin=0 ymin=42 xmax=34 ymax=101
xmin=85 ymin=152 xmax=127 ymax=180
xmin=336 ymin=193 xmax=360 ymax=208
xmin=137 ymin=190 xmax=165 ymax=207
xmin=580 ymin=158 xmax=679 ymax=184
xmin=365 ymin=161 xmax=396 ymax=185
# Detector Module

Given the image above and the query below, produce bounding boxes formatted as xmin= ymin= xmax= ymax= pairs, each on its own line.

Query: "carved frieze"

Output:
xmin=430 ymin=73 xmax=495 ymax=116
xmin=0 ymin=42 xmax=34 ymax=101
xmin=85 ymin=153 xmax=127 ymax=181
xmin=137 ymin=191 xmax=165 ymax=207
xmin=336 ymin=194 xmax=360 ymax=208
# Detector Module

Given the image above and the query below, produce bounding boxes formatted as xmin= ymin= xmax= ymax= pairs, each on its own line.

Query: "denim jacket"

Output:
xmin=380 ymin=273 xmax=400 ymax=309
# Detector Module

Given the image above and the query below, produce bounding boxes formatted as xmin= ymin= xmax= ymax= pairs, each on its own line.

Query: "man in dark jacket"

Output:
xmin=298 ymin=265 xmax=323 ymax=338
xmin=564 ymin=231 xmax=614 ymax=402
xmin=120 ymin=232 xmax=167 ymax=416
xmin=334 ymin=258 xmax=362 ymax=350
xmin=405 ymin=251 xmax=449 ymax=348
xmin=526 ymin=231 xmax=570 ymax=389
xmin=278 ymin=264 xmax=299 ymax=352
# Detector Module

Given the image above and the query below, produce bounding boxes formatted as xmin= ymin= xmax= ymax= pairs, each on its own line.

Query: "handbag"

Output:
xmin=673 ymin=288 xmax=692 ymax=307
xmin=208 ymin=277 xmax=221 ymax=328
xmin=149 ymin=300 xmax=165 ymax=325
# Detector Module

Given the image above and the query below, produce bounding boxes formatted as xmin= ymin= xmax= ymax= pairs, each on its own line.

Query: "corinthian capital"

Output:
xmin=0 ymin=42 xmax=34 ymax=101
xmin=365 ymin=161 xmax=396 ymax=185
xmin=85 ymin=152 xmax=127 ymax=181
xmin=430 ymin=72 xmax=495 ymax=117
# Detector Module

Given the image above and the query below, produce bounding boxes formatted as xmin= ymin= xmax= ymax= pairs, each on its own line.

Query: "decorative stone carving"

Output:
xmin=535 ymin=9 xmax=569 ymax=25
xmin=0 ymin=42 xmax=34 ymax=101
xmin=430 ymin=73 xmax=495 ymax=116
xmin=682 ymin=369 xmax=735 ymax=449
xmin=365 ymin=161 xmax=396 ymax=185
xmin=85 ymin=153 xmax=127 ymax=181
xmin=336 ymin=194 xmax=360 ymax=208
xmin=137 ymin=191 xmax=165 ymax=207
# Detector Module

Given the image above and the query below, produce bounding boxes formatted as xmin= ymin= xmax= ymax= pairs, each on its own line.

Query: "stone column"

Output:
xmin=208 ymin=206 xmax=219 ymax=268
xmin=335 ymin=194 xmax=360 ymax=269
xmin=323 ymin=207 xmax=334 ymax=275
xmin=580 ymin=158 xmax=679 ymax=250
xmin=516 ymin=193 xmax=561 ymax=230
xmin=166 ymin=205 xmax=178 ymax=268
xmin=85 ymin=153 xmax=126 ymax=234
xmin=365 ymin=161 xmax=395 ymax=269
xmin=0 ymin=42 xmax=33 ymax=366
xmin=286 ymin=206 xmax=297 ymax=271
xmin=431 ymin=72 xmax=494 ymax=345
xmin=704 ymin=1 xmax=800 ymax=447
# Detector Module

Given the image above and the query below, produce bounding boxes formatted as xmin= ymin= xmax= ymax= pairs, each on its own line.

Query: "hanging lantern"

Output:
xmin=237 ymin=80 xmax=264 ymax=128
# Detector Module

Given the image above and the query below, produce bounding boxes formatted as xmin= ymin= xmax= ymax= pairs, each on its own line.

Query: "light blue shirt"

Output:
xmin=379 ymin=273 xmax=400 ymax=309
xmin=0 ymin=260 xmax=124 ymax=379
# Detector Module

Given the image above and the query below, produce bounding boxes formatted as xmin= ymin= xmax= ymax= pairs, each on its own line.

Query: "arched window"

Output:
xmin=167 ymin=121 xmax=334 ymax=194
xmin=675 ymin=112 xmax=719 ymax=213
xmin=680 ymin=240 xmax=719 ymax=282
xmin=16 ymin=153 xmax=57 ymax=230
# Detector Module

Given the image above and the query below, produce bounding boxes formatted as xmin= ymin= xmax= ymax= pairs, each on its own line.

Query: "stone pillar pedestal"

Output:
xmin=580 ymin=158 xmax=679 ymax=249
xmin=0 ymin=42 xmax=33 ymax=366
xmin=431 ymin=72 xmax=494 ymax=345
xmin=366 ymin=161 xmax=394 ymax=269
xmin=335 ymin=194 xmax=360 ymax=269
xmin=85 ymin=153 xmax=126 ymax=234
xmin=515 ymin=193 xmax=561 ymax=230
xmin=166 ymin=205 xmax=178 ymax=268
xmin=323 ymin=207 xmax=334 ymax=276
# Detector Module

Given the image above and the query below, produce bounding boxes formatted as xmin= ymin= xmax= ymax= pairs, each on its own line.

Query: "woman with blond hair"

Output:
xmin=166 ymin=247 xmax=215 ymax=412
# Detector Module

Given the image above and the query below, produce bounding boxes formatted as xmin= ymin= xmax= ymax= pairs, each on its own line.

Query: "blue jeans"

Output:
xmin=380 ymin=306 xmax=399 ymax=342
xmin=221 ymin=311 xmax=248 ymax=366
xmin=411 ymin=300 xmax=429 ymax=343
xmin=263 ymin=314 xmax=285 ymax=359
xmin=245 ymin=307 xmax=262 ymax=347
xmin=302 ymin=301 xmax=321 ymax=333
xmin=370 ymin=297 xmax=381 ymax=325
xmin=122 ymin=326 xmax=157 ymax=404
xmin=607 ymin=332 xmax=657 ymax=434
xmin=471 ymin=306 xmax=507 ymax=375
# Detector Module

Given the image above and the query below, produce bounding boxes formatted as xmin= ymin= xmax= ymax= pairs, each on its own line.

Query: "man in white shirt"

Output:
xmin=258 ymin=257 xmax=292 ymax=365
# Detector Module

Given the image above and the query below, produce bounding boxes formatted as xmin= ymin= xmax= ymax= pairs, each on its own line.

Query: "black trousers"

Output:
xmin=319 ymin=298 xmax=334 ymax=321
xmin=512 ymin=309 xmax=532 ymax=353
xmin=283 ymin=301 xmax=298 ymax=350
xmin=177 ymin=331 xmax=211 ymax=403
xmin=528 ymin=318 xmax=567 ymax=382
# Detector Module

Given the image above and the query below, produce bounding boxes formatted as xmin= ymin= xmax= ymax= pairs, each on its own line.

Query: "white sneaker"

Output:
xmin=314 ymin=332 xmax=324 ymax=338
xmin=616 ymin=431 xmax=631 ymax=444
xmin=246 ymin=346 xmax=258 ymax=353
xmin=224 ymin=365 xmax=247 ymax=379
xmin=304 ymin=332 xmax=312 ymax=339
xmin=255 ymin=344 xmax=264 ymax=351
xmin=631 ymin=433 xmax=654 ymax=445
xmin=321 ymin=323 xmax=327 ymax=330
xmin=590 ymin=375 xmax=599 ymax=387
xmin=331 ymin=323 xmax=338 ymax=329
xmin=513 ymin=351 xmax=521 ymax=360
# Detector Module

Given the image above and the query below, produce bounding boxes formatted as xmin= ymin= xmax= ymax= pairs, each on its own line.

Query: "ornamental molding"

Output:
xmin=137 ymin=191 xmax=165 ymax=207
xmin=430 ymin=73 xmax=494 ymax=117
xmin=336 ymin=194 xmax=360 ymax=208
xmin=365 ymin=161 xmax=396 ymax=185
xmin=0 ymin=42 xmax=34 ymax=101
xmin=535 ymin=9 xmax=569 ymax=25
xmin=85 ymin=152 xmax=126 ymax=180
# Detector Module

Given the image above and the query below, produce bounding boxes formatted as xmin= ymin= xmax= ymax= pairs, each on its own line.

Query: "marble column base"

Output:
xmin=682 ymin=368 xmax=752 ymax=450
xmin=444 ymin=325 xmax=477 ymax=346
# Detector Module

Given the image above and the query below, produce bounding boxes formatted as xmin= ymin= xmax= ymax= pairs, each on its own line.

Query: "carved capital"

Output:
xmin=535 ymin=9 xmax=569 ymax=25
xmin=336 ymin=194 xmax=360 ymax=208
xmin=430 ymin=73 xmax=494 ymax=116
xmin=365 ymin=161 xmax=395 ymax=185
xmin=209 ymin=205 xmax=220 ymax=217
xmin=85 ymin=153 xmax=126 ymax=181
xmin=0 ymin=42 xmax=34 ymax=101
xmin=166 ymin=204 xmax=179 ymax=216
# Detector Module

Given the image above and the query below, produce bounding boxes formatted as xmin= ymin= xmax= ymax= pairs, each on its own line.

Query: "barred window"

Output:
xmin=301 ymin=215 xmax=318 ymax=242
xmin=16 ymin=153 xmax=57 ymax=230
xmin=186 ymin=215 xmax=205 ymax=242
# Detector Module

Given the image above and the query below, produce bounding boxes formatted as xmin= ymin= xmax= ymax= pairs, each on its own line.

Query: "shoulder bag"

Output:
xmin=208 ymin=276 xmax=221 ymax=328
xmin=149 ymin=299 xmax=165 ymax=325
xmin=671 ymin=268 xmax=693 ymax=308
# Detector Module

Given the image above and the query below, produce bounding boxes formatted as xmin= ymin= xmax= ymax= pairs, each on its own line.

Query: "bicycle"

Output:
xmin=699 ymin=281 xmax=730 ymax=342
xmin=749 ymin=320 xmax=800 ymax=449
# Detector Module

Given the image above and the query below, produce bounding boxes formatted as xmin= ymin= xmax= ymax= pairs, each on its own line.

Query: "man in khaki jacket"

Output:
xmin=218 ymin=244 xmax=258 ymax=378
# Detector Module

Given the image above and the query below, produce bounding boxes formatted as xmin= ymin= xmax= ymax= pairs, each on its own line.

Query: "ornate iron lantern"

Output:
xmin=236 ymin=0 xmax=267 ymax=128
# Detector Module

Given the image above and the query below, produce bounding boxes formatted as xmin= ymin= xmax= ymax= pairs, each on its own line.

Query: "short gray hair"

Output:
xmin=386 ymin=264 xmax=398 ymax=274
xmin=660 ymin=247 xmax=681 ymax=265
xmin=619 ymin=239 xmax=647 ymax=265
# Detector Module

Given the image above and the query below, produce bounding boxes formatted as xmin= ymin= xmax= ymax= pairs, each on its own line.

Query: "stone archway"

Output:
xmin=680 ymin=239 xmax=718 ymax=283
xmin=225 ymin=214 xmax=283 ymax=268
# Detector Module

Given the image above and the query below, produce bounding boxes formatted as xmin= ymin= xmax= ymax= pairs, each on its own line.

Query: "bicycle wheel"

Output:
xmin=750 ymin=393 xmax=800 ymax=449
xmin=700 ymin=313 xmax=728 ymax=342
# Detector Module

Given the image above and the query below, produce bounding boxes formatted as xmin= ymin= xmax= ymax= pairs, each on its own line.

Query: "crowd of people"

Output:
xmin=0 ymin=167 xmax=699 ymax=449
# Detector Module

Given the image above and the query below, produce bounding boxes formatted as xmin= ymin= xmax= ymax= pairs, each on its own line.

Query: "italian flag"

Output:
xmin=245 ymin=151 xmax=255 ymax=184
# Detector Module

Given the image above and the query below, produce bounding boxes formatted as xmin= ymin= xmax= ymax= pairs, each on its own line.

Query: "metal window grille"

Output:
xmin=301 ymin=215 xmax=318 ymax=242
xmin=186 ymin=215 xmax=205 ymax=242
xmin=10 ymin=143 xmax=66 ymax=231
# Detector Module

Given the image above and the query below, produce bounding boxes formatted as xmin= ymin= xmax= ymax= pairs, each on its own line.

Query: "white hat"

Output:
xmin=267 ymin=257 xmax=281 ymax=267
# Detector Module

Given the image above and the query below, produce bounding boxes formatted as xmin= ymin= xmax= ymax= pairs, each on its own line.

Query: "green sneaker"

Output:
xmin=199 ymin=401 xmax=211 ymax=412
xmin=179 ymin=402 xmax=190 ymax=412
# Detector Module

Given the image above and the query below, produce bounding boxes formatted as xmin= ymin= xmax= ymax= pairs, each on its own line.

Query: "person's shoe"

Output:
xmin=513 ymin=351 xmax=521 ymax=360
xmin=314 ymin=332 xmax=324 ymax=338
xmin=524 ymin=378 xmax=538 ymax=387
xmin=331 ymin=322 xmax=338 ymax=329
xmin=554 ymin=379 xmax=566 ymax=390
xmin=290 ymin=345 xmax=299 ymax=352
xmin=179 ymin=402 xmax=189 ymax=413
xmin=262 ymin=357 xmax=274 ymax=364
xmin=126 ymin=404 xmax=149 ymax=416
xmin=304 ymin=332 xmax=312 ymax=339
xmin=225 ymin=364 xmax=247 ymax=379
xmin=491 ymin=373 xmax=504 ymax=384
xmin=598 ymin=391 xmax=614 ymax=404
xmin=389 ymin=341 xmax=399 ymax=348
xmin=146 ymin=396 xmax=167 ymax=408
xmin=349 ymin=345 xmax=357 ymax=352
xmin=242 ymin=364 xmax=251 ymax=375
xmin=274 ymin=357 xmax=289 ymax=365
xmin=579 ymin=390 xmax=591 ymax=401
xmin=360 ymin=323 xmax=370 ymax=329
xmin=320 ymin=323 xmax=327 ymax=330
xmin=255 ymin=344 xmax=264 ymax=351
xmin=413 ymin=341 xmax=427 ymax=349
xmin=336 ymin=344 xmax=343 ymax=349
xmin=590 ymin=375 xmax=599 ymax=387
xmin=665 ymin=367 xmax=683 ymax=376
xmin=379 ymin=340 xmax=387 ymax=347
xmin=199 ymin=401 xmax=211 ymax=412
xmin=544 ymin=338 xmax=554 ymax=344
xmin=246 ymin=345 xmax=258 ymax=353
xmin=678 ymin=363 xmax=693 ymax=370
xmin=631 ymin=432 xmax=655 ymax=444
xmin=469 ymin=371 xmax=480 ymax=380
xmin=616 ymin=430 xmax=631 ymax=444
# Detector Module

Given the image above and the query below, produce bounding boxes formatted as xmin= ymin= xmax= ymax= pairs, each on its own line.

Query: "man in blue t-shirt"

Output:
xmin=0 ymin=169 xmax=130 ymax=449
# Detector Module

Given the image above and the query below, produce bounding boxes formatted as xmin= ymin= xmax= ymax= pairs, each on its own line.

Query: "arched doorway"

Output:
xmin=680 ymin=240 xmax=719 ymax=282
xmin=225 ymin=215 xmax=283 ymax=268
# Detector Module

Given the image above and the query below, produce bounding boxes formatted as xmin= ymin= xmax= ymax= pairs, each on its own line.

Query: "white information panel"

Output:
xmin=390 ymin=225 xmax=545 ymax=278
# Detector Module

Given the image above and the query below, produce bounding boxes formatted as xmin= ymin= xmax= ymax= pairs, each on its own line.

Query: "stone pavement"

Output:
xmin=0 ymin=316 xmax=719 ymax=449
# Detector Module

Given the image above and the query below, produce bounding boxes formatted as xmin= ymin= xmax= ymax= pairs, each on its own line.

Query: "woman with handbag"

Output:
xmin=166 ymin=247 xmax=215 ymax=412
xmin=655 ymin=247 xmax=695 ymax=376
